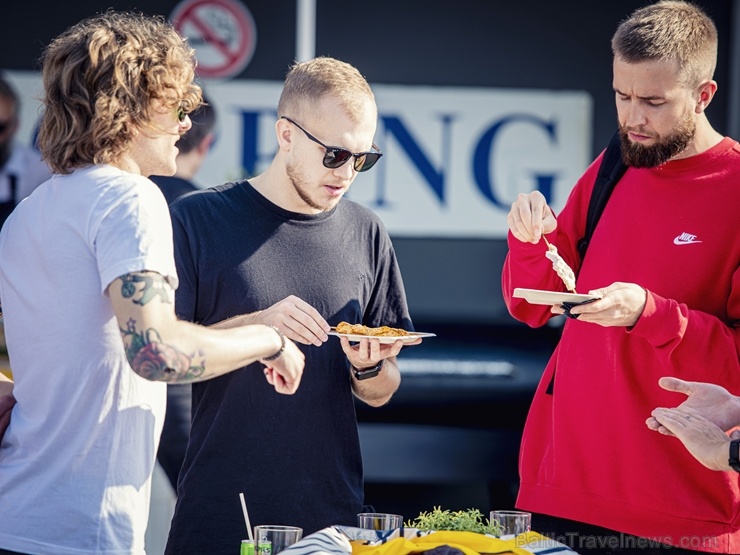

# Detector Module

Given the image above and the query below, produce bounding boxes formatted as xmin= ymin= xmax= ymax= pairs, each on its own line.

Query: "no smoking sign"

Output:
xmin=171 ymin=0 xmax=257 ymax=79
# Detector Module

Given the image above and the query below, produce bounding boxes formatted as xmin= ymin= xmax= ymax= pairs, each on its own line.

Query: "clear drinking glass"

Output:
xmin=490 ymin=510 xmax=531 ymax=536
xmin=357 ymin=512 xmax=403 ymax=531
xmin=253 ymin=525 xmax=303 ymax=554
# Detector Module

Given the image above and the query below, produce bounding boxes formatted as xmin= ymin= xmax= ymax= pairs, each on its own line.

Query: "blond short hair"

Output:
xmin=611 ymin=1 xmax=717 ymax=88
xmin=277 ymin=56 xmax=376 ymax=123
xmin=38 ymin=11 xmax=202 ymax=174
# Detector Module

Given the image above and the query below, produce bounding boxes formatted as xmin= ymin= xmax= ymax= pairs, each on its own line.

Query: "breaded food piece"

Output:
xmin=545 ymin=243 xmax=577 ymax=293
xmin=335 ymin=321 xmax=410 ymax=337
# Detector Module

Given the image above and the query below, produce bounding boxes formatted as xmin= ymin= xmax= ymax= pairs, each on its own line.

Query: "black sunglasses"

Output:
xmin=281 ymin=116 xmax=382 ymax=172
xmin=0 ymin=119 xmax=13 ymax=134
xmin=176 ymin=106 xmax=186 ymax=123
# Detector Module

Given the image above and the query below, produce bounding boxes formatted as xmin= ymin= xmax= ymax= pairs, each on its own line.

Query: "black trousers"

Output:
xmin=533 ymin=513 xmax=711 ymax=555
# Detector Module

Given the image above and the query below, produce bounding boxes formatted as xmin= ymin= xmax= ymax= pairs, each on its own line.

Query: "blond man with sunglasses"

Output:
xmin=164 ymin=56 xmax=418 ymax=554
xmin=0 ymin=12 xmax=304 ymax=555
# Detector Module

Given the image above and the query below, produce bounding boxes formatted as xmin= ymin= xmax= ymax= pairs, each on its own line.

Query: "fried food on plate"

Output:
xmin=335 ymin=321 xmax=410 ymax=337
xmin=543 ymin=238 xmax=577 ymax=293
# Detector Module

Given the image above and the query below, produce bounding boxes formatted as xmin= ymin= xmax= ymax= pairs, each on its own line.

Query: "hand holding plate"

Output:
xmin=554 ymin=282 xmax=647 ymax=327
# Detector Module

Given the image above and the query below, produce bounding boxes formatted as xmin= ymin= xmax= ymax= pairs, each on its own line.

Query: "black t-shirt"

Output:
xmin=149 ymin=174 xmax=198 ymax=206
xmin=165 ymin=180 xmax=412 ymax=554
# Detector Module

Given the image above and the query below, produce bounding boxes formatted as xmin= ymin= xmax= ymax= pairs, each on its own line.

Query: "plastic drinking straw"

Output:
xmin=239 ymin=492 xmax=253 ymax=541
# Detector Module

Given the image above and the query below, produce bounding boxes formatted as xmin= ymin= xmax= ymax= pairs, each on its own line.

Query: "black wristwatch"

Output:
xmin=729 ymin=439 xmax=740 ymax=472
xmin=353 ymin=360 xmax=383 ymax=380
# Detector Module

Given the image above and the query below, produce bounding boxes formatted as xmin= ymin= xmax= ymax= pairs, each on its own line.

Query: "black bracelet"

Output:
xmin=729 ymin=439 xmax=740 ymax=472
xmin=261 ymin=325 xmax=286 ymax=361
xmin=352 ymin=360 xmax=383 ymax=380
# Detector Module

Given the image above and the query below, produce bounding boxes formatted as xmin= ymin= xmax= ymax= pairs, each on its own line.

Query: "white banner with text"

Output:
xmin=7 ymin=71 xmax=592 ymax=238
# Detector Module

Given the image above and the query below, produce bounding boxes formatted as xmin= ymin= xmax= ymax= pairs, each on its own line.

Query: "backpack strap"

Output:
xmin=576 ymin=131 xmax=627 ymax=261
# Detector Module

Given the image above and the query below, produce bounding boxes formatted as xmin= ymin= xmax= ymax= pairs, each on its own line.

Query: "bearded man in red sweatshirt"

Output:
xmin=502 ymin=1 xmax=740 ymax=553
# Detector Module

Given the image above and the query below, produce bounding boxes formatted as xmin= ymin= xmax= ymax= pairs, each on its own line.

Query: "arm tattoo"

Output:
xmin=120 ymin=273 xmax=171 ymax=306
xmin=120 ymin=317 xmax=206 ymax=382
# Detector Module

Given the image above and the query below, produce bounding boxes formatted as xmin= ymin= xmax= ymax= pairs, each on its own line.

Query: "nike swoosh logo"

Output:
xmin=673 ymin=237 xmax=702 ymax=245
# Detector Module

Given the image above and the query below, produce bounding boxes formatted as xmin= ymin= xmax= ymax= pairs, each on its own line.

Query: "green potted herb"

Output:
xmin=405 ymin=507 xmax=502 ymax=537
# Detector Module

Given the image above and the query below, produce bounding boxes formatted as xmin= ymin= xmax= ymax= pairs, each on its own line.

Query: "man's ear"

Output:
xmin=276 ymin=117 xmax=293 ymax=152
xmin=695 ymin=80 xmax=717 ymax=114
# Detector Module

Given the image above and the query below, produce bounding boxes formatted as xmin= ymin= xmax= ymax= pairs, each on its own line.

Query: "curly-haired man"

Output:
xmin=0 ymin=12 xmax=304 ymax=555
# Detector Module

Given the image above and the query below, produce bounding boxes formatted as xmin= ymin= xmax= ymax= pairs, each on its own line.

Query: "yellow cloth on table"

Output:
xmin=351 ymin=531 xmax=549 ymax=555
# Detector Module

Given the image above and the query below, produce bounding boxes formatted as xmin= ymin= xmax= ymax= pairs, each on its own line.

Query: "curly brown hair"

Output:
xmin=38 ymin=11 xmax=202 ymax=174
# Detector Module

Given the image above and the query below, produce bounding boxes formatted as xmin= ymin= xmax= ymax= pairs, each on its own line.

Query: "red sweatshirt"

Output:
xmin=502 ymin=137 xmax=740 ymax=552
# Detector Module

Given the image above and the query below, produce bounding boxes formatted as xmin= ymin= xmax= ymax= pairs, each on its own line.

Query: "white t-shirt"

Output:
xmin=0 ymin=165 xmax=177 ymax=555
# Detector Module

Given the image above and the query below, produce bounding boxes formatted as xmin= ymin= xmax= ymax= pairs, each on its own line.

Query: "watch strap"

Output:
xmin=729 ymin=439 xmax=740 ymax=472
xmin=353 ymin=360 xmax=383 ymax=380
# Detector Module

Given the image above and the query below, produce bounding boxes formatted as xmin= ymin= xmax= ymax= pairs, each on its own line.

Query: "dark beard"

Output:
xmin=619 ymin=117 xmax=695 ymax=168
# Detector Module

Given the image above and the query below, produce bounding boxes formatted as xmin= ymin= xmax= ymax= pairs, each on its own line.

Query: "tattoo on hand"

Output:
xmin=120 ymin=273 xmax=171 ymax=306
xmin=121 ymin=318 xmax=206 ymax=382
